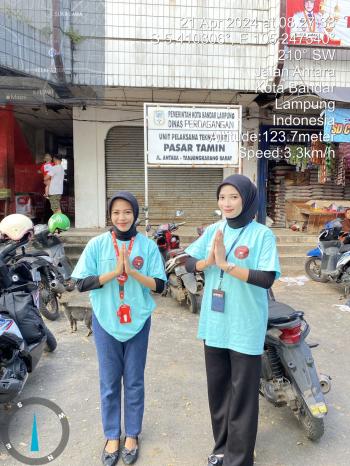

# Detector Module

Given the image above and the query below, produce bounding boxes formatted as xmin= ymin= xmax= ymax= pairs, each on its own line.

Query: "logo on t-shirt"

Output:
xmin=132 ymin=256 xmax=144 ymax=270
xmin=234 ymin=246 xmax=249 ymax=259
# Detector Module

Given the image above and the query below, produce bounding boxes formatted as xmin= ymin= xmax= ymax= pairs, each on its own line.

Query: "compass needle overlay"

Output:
xmin=1 ymin=397 xmax=69 ymax=465
xmin=30 ymin=414 xmax=40 ymax=453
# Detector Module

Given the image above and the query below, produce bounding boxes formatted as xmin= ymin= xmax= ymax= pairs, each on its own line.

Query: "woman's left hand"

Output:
xmin=214 ymin=230 xmax=227 ymax=268
xmin=123 ymin=244 xmax=133 ymax=275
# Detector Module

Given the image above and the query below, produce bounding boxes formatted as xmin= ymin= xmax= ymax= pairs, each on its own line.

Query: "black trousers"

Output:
xmin=204 ymin=344 xmax=262 ymax=466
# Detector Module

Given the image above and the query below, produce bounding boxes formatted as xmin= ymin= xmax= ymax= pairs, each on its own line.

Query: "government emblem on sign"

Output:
xmin=153 ymin=110 xmax=165 ymax=126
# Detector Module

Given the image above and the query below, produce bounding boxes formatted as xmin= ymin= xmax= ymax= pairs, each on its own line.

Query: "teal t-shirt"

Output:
xmin=185 ymin=220 xmax=281 ymax=355
xmin=72 ymin=231 xmax=166 ymax=342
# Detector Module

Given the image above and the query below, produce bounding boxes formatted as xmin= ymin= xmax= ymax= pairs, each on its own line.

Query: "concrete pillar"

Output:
xmin=73 ymin=107 xmax=106 ymax=228
xmin=240 ymin=103 xmax=260 ymax=185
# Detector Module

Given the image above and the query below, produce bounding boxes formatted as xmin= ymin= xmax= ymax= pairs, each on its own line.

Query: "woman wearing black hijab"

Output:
xmin=185 ymin=175 xmax=281 ymax=466
xmin=72 ymin=191 xmax=166 ymax=466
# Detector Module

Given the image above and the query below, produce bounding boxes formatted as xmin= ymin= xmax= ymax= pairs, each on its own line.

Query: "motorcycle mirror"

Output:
xmin=33 ymin=224 xmax=49 ymax=235
xmin=175 ymin=210 xmax=184 ymax=217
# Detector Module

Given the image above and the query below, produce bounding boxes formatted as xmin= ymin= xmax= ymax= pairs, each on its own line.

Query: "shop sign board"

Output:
xmin=144 ymin=104 xmax=241 ymax=167
xmin=287 ymin=0 xmax=350 ymax=47
xmin=324 ymin=108 xmax=350 ymax=142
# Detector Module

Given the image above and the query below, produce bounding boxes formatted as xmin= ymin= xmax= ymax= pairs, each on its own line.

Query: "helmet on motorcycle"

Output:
xmin=0 ymin=214 xmax=34 ymax=241
xmin=48 ymin=213 xmax=70 ymax=233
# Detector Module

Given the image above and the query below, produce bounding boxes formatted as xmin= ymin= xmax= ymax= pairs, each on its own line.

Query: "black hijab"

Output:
xmin=108 ymin=191 xmax=139 ymax=240
xmin=216 ymin=174 xmax=259 ymax=229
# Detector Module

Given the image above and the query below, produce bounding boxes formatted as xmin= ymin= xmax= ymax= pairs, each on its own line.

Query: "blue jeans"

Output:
xmin=92 ymin=313 xmax=151 ymax=440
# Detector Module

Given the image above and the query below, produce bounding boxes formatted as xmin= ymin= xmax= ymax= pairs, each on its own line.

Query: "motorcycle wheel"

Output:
xmin=44 ymin=327 xmax=57 ymax=352
xmin=187 ymin=292 xmax=200 ymax=314
xmin=305 ymin=257 xmax=329 ymax=283
xmin=299 ymin=401 xmax=325 ymax=441
xmin=39 ymin=278 xmax=60 ymax=321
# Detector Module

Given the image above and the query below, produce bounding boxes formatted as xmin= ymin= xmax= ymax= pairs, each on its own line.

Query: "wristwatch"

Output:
xmin=225 ymin=263 xmax=236 ymax=273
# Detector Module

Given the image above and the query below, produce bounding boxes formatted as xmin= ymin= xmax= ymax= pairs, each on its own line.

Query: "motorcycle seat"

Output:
xmin=22 ymin=250 xmax=49 ymax=257
xmin=268 ymin=300 xmax=303 ymax=325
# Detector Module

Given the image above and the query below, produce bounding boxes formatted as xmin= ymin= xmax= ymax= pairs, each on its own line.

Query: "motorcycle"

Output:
xmin=150 ymin=211 xmax=186 ymax=261
xmin=165 ymin=251 xmax=204 ymax=314
xmin=159 ymin=210 xmax=222 ymax=313
xmin=0 ymin=240 xmax=57 ymax=404
xmin=4 ymin=224 xmax=74 ymax=321
xmin=146 ymin=212 xmax=204 ymax=313
xmin=305 ymin=219 xmax=350 ymax=289
xmin=260 ymin=290 xmax=331 ymax=441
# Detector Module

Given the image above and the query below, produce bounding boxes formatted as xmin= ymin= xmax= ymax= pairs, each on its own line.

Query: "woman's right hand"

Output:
xmin=206 ymin=233 xmax=217 ymax=266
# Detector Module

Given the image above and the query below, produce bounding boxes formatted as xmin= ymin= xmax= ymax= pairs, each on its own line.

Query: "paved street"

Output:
xmin=0 ymin=277 xmax=349 ymax=466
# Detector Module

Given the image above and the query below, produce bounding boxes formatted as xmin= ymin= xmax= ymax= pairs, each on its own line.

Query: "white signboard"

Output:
xmin=144 ymin=104 xmax=241 ymax=166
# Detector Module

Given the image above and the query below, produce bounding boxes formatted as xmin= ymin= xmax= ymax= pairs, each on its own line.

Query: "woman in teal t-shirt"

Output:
xmin=72 ymin=191 xmax=166 ymax=466
xmin=185 ymin=175 xmax=280 ymax=466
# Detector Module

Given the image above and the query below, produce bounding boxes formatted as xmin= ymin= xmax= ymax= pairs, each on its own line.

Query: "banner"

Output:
xmin=324 ymin=108 xmax=350 ymax=142
xmin=144 ymin=104 xmax=241 ymax=166
xmin=287 ymin=0 xmax=350 ymax=47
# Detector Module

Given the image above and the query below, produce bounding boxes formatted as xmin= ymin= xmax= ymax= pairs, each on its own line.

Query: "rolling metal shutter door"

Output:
xmin=105 ymin=126 xmax=223 ymax=225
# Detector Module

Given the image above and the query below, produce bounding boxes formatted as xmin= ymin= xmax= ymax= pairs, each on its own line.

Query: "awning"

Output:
xmin=316 ymin=87 xmax=350 ymax=103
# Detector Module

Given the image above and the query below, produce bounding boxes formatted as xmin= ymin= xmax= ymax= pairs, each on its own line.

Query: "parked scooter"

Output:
xmin=147 ymin=211 xmax=204 ymax=313
xmin=1 ymin=213 xmax=74 ymax=321
xmin=162 ymin=210 xmax=222 ymax=313
xmin=260 ymin=290 xmax=331 ymax=441
xmin=165 ymin=251 xmax=204 ymax=314
xmin=305 ymin=219 xmax=350 ymax=288
xmin=0 ymin=239 xmax=57 ymax=404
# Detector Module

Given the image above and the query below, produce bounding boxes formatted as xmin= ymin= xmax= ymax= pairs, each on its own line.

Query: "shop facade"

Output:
xmin=0 ymin=104 xmax=74 ymax=222
xmin=258 ymin=108 xmax=350 ymax=233
xmin=2 ymin=1 xmax=350 ymax=228
xmin=73 ymin=99 xmax=260 ymax=228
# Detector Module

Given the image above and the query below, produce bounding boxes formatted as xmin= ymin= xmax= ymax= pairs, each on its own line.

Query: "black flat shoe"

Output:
xmin=207 ymin=454 xmax=224 ymax=465
xmin=121 ymin=438 xmax=139 ymax=465
xmin=102 ymin=441 xmax=120 ymax=466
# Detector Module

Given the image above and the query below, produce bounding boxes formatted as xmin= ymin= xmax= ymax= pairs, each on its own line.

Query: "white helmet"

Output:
xmin=0 ymin=214 xmax=34 ymax=241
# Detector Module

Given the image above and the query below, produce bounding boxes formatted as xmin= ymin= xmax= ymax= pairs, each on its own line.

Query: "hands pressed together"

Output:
xmin=206 ymin=230 xmax=227 ymax=270
xmin=115 ymin=244 xmax=133 ymax=277
xmin=110 ymin=244 xmax=157 ymax=291
xmin=97 ymin=230 xmax=159 ymax=291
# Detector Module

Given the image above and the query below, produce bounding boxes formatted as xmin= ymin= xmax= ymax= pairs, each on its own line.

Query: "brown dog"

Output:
xmin=61 ymin=302 xmax=92 ymax=337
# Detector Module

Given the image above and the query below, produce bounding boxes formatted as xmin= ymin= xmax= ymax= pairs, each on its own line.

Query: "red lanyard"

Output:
xmin=111 ymin=231 xmax=135 ymax=301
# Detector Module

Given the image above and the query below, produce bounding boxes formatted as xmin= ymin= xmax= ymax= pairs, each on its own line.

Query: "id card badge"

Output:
xmin=211 ymin=289 xmax=225 ymax=313
xmin=117 ymin=304 xmax=132 ymax=324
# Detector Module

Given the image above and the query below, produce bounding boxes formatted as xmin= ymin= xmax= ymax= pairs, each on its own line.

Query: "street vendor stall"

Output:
xmin=285 ymin=199 xmax=350 ymax=234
